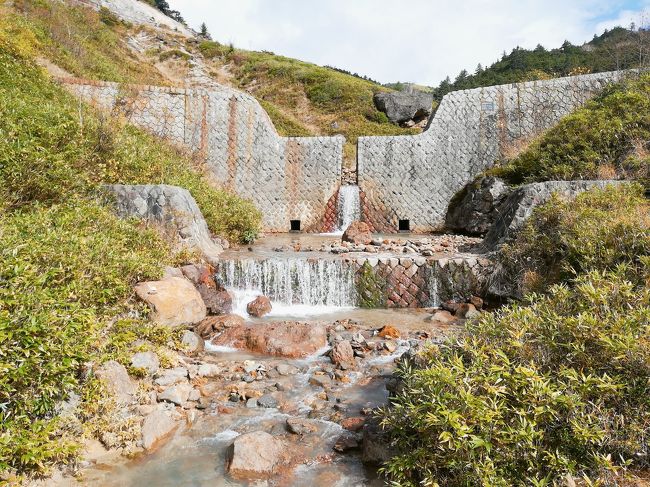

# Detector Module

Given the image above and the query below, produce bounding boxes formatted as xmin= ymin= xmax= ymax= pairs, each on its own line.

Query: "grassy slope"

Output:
xmin=0 ymin=6 xmax=261 ymax=477
xmin=10 ymin=0 xmax=420 ymax=166
xmin=489 ymin=73 xmax=650 ymax=184
xmin=195 ymin=42 xmax=420 ymax=162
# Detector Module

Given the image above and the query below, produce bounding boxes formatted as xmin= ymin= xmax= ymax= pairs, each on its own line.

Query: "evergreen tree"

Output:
xmin=199 ymin=22 xmax=211 ymax=39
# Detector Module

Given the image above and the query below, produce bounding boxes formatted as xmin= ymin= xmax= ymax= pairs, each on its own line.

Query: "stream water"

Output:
xmin=77 ymin=227 xmax=459 ymax=486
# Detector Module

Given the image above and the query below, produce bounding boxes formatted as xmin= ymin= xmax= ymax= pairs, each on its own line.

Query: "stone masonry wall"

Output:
xmin=348 ymin=255 xmax=491 ymax=308
xmin=61 ymin=78 xmax=344 ymax=233
xmin=358 ymin=70 xmax=633 ymax=232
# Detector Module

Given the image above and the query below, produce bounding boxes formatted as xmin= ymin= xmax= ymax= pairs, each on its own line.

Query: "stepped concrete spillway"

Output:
xmin=59 ymin=70 xmax=633 ymax=234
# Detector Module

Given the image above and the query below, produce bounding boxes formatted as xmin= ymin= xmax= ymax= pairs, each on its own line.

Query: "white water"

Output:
xmin=337 ymin=185 xmax=360 ymax=232
xmin=321 ymin=185 xmax=361 ymax=236
xmin=218 ymin=258 xmax=357 ymax=317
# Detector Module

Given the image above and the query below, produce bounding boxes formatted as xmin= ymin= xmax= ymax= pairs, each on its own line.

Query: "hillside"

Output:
xmin=432 ymin=26 xmax=650 ymax=99
xmin=7 ymin=0 xmax=418 ymax=165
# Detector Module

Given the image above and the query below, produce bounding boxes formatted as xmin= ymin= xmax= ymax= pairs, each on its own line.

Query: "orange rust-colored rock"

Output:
xmin=246 ymin=296 xmax=272 ymax=317
xmin=195 ymin=314 xmax=245 ymax=339
xmin=342 ymin=220 xmax=372 ymax=245
xmin=378 ymin=325 xmax=401 ymax=339
xmin=212 ymin=321 xmax=327 ymax=358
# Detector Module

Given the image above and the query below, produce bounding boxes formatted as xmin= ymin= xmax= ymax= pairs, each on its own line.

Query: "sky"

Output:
xmin=168 ymin=0 xmax=650 ymax=86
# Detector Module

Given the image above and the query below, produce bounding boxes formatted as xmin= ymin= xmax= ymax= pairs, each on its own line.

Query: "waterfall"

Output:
xmin=336 ymin=185 xmax=360 ymax=232
xmin=217 ymin=258 xmax=357 ymax=315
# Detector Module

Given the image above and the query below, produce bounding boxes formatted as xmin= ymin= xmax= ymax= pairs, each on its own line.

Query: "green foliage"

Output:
xmin=0 ymin=19 xmax=259 ymax=476
xmin=158 ymin=49 xmax=191 ymax=62
xmin=0 ymin=199 xmax=172 ymax=473
xmin=433 ymin=26 xmax=650 ymax=100
xmin=381 ymin=268 xmax=650 ymax=486
xmin=499 ymin=185 xmax=650 ymax=293
xmin=193 ymin=45 xmax=418 ymax=162
xmin=357 ymin=262 xmax=386 ymax=308
xmin=490 ymin=74 xmax=650 ymax=184
xmin=7 ymin=0 xmax=164 ymax=84
xmin=0 ymin=40 xmax=261 ymax=243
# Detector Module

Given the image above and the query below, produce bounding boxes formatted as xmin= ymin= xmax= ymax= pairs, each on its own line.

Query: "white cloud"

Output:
xmin=169 ymin=0 xmax=649 ymax=85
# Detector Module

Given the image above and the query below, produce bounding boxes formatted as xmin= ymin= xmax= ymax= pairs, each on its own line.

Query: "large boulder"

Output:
xmin=330 ymin=340 xmax=355 ymax=369
xmin=212 ymin=321 xmax=328 ymax=358
xmin=141 ymin=409 xmax=179 ymax=451
xmin=481 ymin=180 xmax=626 ymax=251
xmin=342 ymin=221 xmax=372 ymax=245
xmin=226 ymin=431 xmax=285 ymax=480
xmin=135 ymin=277 xmax=207 ymax=327
xmin=181 ymin=264 xmax=232 ymax=315
xmin=246 ymin=296 xmax=272 ymax=317
xmin=195 ymin=314 xmax=245 ymax=339
xmin=104 ymin=184 xmax=223 ymax=263
xmin=95 ymin=360 xmax=137 ymax=405
xmin=445 ymin=177 xmax=512 ymax=235
xmin=373 ymin=90 xmax=434 ymax=125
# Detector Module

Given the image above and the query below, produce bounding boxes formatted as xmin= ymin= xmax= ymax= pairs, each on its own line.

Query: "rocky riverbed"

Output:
xmin=50 ymin=304 xmax=477 ymax=486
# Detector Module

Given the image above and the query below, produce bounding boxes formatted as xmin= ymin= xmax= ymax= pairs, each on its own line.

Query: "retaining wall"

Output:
xmin=357 ymin=70 xmax=631 ymax=232
xmin=61 ymin=78 xmax=344 ymax=233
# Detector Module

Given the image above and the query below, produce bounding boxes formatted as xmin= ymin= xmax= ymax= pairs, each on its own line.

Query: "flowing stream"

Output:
xmin=336 ymin=185 xmax=360 ymax=233
xmin=218 ymin=258 xmax=358 ymax=317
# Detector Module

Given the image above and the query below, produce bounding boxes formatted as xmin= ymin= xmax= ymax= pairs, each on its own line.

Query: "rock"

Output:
xmin=256 ymin=394 xmax=278 ymax=409
xmin=212 ymin=322 xmax=328 ymax=358
xmin=197 ymin=363 xmax=221 ymax=378
xmin=195 ymin=314 xmax=245 ymax=338
xmin=373 ymin=90 xmax=434 ymax=125
xmin=154 ymin=367 xmax=188 ymax=386
xmin=135 ymin=277 xmax=206 ymax=327
xmin=188 ymin=389 xmax=201 ymax=402
xmin=247 ymin=296 xmax=272 ymax=317
xmin=181 ymin=330 xmax=204 ymax=353
xmin=383 ymin=341 xmax=397 ymax=353
xmin=286 ymin=418 xmax=318 ymax=435
xmin=482 ymin=180 xmax=626 ymax=251
xmin=429 ymin=309 xmax=456 ymax=324
xmin=246 ymin=398 xmax=258 ymax=408
xmin=105 ymin=184 xmax=223 ymax=263
xmin=141 ymin=409 xmax=178 ymax=451
xmin=130 ymin=351 xmax=160 ymax=375
xmin=454 ymin=303 xmax=478 ymax=319
xmin=276 ymin=364 xmax=299 ymax=376
xmin=181 ymin=264 xmax=233 ymax=315
xmin=95 ymin=360 xmax=137 ymax=405
xmin=470 ymin=296 xmax=484 ymax=310
xmin=309 ymin=374 xmax=332 ymax=388
xmin=330 ymin=340 xmax=355 ymax=369
xmin=378 ymin=325 xmax=400 ymax=339
xmin=341 ymin=417 xmax=366 ymax=432
xmin=158 ymin=383 xmax=192 ymax=406
xmin=342 ymin=221 xmax=372 ymax=245
xmin=445 ymin=177 xmax=512 ymax=235
xmin=333 ymin=432 xmax=360 ymax=453
xmin=226 ymin=431 xmax=284 ymax=479
xmin=362 ymin=422 xmax=393 ymax=465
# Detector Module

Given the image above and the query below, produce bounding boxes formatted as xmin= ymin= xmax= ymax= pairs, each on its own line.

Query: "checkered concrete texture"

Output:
xmin=61 ymin=78 xmax=343 ymax=233
xmin=348 ymin=254 xmax=492 ymax=308
xmin=358 ymin=70 xmax=631 ymax=233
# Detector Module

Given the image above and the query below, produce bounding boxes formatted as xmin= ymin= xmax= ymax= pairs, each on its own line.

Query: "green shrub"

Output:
xmin=0 ymin=38 xmax=261 ymax=243
xmin=381 ymin=268 xmax=650 ymax=486
xmin=0 ymin=199 xmax=172 ymax=473
xmin=158 ymin=49 xmax=191 ymax=62
xmin=490 ymin=74 xmax=650 ymax=184
xmin=499 ymin=185 xmax=650 ymax=294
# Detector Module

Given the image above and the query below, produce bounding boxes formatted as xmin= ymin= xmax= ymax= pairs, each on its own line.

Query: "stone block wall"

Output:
xmin=348 ymin=254 xmax=491 ymax=308
xmin=61 ymin=78 xmax=344 ymax=233
xmin=357 ymin=70 xmax=632 ymax=232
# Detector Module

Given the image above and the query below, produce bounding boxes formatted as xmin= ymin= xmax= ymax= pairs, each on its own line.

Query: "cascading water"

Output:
xmin=218 ymin=258 xmax=357 ymax=316
xmin=336 ymin=185 xmax=360 ymax=233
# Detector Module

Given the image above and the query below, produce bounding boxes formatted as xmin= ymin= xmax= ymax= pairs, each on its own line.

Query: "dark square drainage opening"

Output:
xmin=290 ymin=220 xmax=301 ymax=232
xmin=398 ymin=219 xmax=410 ymax=232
